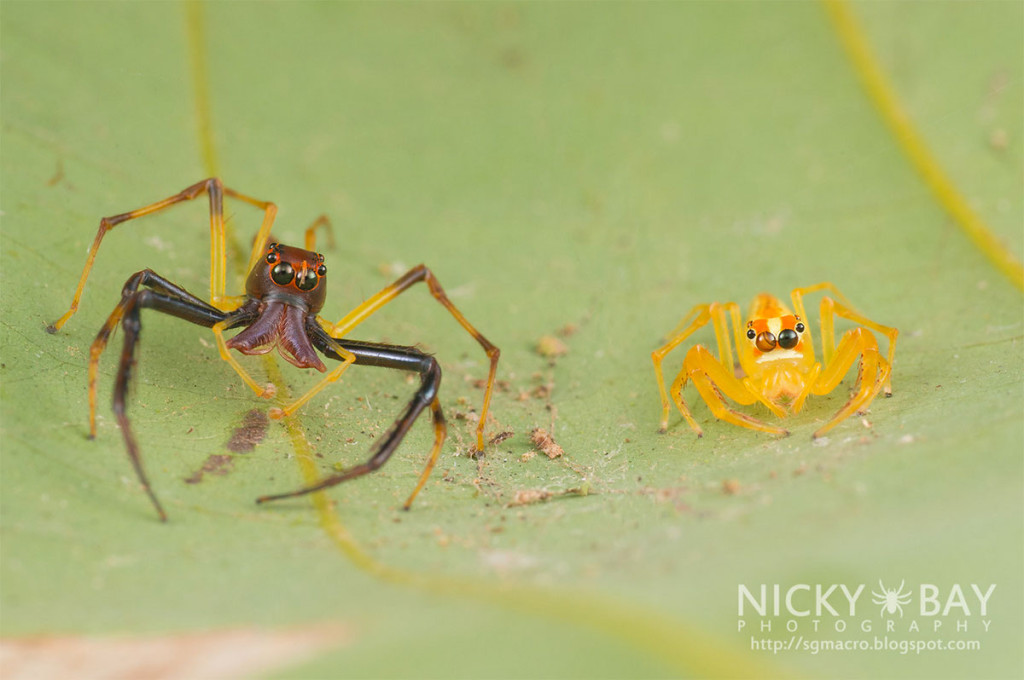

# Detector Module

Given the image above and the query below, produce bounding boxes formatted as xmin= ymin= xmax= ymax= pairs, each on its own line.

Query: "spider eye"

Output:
xmin=746 ymin=329 xmax=756 ymax=340
xmin=271 ymin=262 xmax=295 ymax=285
xmin=295 ymin=269 xmax=318 ymax=291
xmin=795 ymin=322 xmax=805 ymax=333
xmin=317 ymin=264 xmax=327 ymax=277
xmin=778 ymin=329 xmax=799 ymax=349
xmin=266 ymin=252 xmax=279 ymax=264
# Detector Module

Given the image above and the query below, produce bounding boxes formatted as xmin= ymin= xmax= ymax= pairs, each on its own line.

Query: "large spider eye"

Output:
xmin=271 ymin=262 xmax=295 ymax=285
xmin=755 ymin=332 xmax=777 ymax=352
xmin=746 ymin=329 xmax=756 ymax=340
xmin=778 ymin=329 xmax=799 ymax=349
xmin=295 ymin=269 xmax=318 ymax=291
xmin=795 ymin=322 xmax=805 ymax=333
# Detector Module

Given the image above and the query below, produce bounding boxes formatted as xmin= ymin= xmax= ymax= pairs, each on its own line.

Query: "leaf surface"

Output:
xmin=1 ymin=2 xmax=1021 ymax=678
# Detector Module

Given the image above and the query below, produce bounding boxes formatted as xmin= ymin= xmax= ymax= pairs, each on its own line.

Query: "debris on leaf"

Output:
xmin=529 ymin=428 xmax=564 ymax=459
xmin=506 ymin=485 xmax=590 ymax=507
xmin=509 ymin=489 xmax=552 ymax=506
xmin=530 ymin=383 xmax=552 ymax=400
xmin=535 ymin=335 xmax=568 ymax=358
xmin=184 ymin=454 xmax=234 ymax=484
xmin=488 ymin=430 xmax=514 ymax=446
xmin=226 ymin=409 xmax=269 ymax=453
xmin=722 ymin=478 xmax=741 ymax=495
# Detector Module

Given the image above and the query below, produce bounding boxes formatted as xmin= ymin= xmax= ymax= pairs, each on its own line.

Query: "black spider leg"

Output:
xmin=255 ymin=320 xmax=446 ymax=509
xmin=96 ymin=270 xmax=259 ymax=521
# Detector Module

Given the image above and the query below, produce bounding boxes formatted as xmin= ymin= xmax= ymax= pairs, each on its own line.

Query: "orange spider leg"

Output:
xmin=681 ymin=346 xmax=789 ymax=436
xmin=652 ymin=304 xmax=709 ymax=433
xmin=820 ymin=296 xmax=898 ymax=396
xmin=740 ymin=375 xmax=789 ymax=419
xmin=303 ymin=214 xmax=336 ymax=252
xmin=790 ymin=282 xmax=856 ymax=364
xmin=402 ymin=397 xmax=446 ymax=509
xmin=87 ymin=295 xmax=133 ymax=437
xmin=46 ymin=179 xmax=266 ymax=335
xmin=652 ymin=303 xmax=736 ymax=433
xmin=84 ymin=270 xmax=227 ymax=436
xmin=811 ymin=327 xmax=889 ymax=437
xmin=267 ymin=335 xmax=357 ymax=420
xmin=225 ymin=186 xmax=279 ymax=278
xmin=318 ymin=265 xmax=499 ymax=455
xmin=48 ymin=179 xmax=284 ymax=403
xmin=790 ymin=362 xmax=823 ymax=415
xmin=211 ymin=318 xmax=278 ymax=398
xmin=791 ymin=282 xmax=897 ymax=370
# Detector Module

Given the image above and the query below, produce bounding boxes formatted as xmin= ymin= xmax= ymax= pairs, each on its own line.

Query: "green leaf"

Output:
xmin=2 ymin=2 xmax=1020 ymax=678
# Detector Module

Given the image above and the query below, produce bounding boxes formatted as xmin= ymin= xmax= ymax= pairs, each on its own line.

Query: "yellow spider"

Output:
xmin=652 ymin=283 xmax=897 ymax=439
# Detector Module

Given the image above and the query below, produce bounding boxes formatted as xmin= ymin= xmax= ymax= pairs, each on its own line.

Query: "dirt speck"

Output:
xmin=557 ymin=323 xmax=578 ymax=338
xmin=227 ymin=409 xmax=269 ymax=453
xmin=507 ymin=485 xmax=589 ymax=507
xmin=722 ymin=478 xmax=741 ymax=495
xmin=473 ymin=378 xmax=510 ymax=391
xmin=184 ymin=454 xmax=234 ymax=484
xmin=488 ymin=430 xmax=514 ymax=446
xmin=535 ymin=335 xmax=568 ymax=358
xmin=46 ymin=160 xmax=66 ymax=187
xmin=508 ymin=489 xmax=552 ymax=506
xmin=529 ymin=428 xmax=564 ymax=459
xmin=989 ymin=127 xmax=1008 ymax=151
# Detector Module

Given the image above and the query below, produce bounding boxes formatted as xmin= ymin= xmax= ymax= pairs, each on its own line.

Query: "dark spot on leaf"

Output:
xmin=184 ymin=454 xmax=234 ymax=484
xmin=227 ymin=409 xmax=269 ymax=453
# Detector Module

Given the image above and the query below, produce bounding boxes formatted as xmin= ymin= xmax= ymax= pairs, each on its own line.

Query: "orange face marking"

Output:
xmin=749 ymin=293 xmax=790 ymax=320
xmin=746 ymin=295 xmax=807 ymax=361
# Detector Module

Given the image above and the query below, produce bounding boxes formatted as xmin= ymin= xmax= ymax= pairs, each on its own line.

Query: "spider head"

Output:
xmin=246 ymin=242 xmax=328 ymax=314
xmin=745 ymin=295 xmax=807 ymax=362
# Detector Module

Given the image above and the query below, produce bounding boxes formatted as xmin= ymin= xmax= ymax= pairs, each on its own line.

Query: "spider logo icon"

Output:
xmin=872 ymin=580 xmax=913 ymax=617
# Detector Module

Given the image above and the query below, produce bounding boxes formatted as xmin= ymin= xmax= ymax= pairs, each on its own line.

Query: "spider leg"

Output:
xmin=211 ymin=314 xmax=285 ymax=399
xmin=318 ymin=265 xmax=499 ymax=456
xmin=653 ymin=304 xmax=710 ymax=433
xmin=48 ymin=178 xmax=276 ymax=334
xmin=652 ymin=302 xmax=738 ymax=433
xmin=820 ymin=294 xmax=898 ymax=396
xmin=97 ymin=273 xmax=256 ymax=521
xmin=682 ymin=345 xmax=789 ymax=436
xmin=790 ymin=362 xmax=822 ymax=415
xmin=257 ymin=330 xmax=447 ymax=510
xmin=86 ymin=270 xmax=251 ymax=436
xmin=810 ymin=327 xmax=889 ymax=438
xmin=264 ymin=319 xmax=357 ymax=419
xmin=303 ymin=214 xmax=336 ymax=252
xmin=792 ymin=282 xmax=898 ymax=393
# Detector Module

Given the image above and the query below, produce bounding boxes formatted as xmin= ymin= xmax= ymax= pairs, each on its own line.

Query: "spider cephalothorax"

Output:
xmin=652 ymin=283 xmax=897 ymax=438
xmin=47 ymin=178 xmax=500 ymax=521
xmin=227 ymin=243 xmax=329 ymax=371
